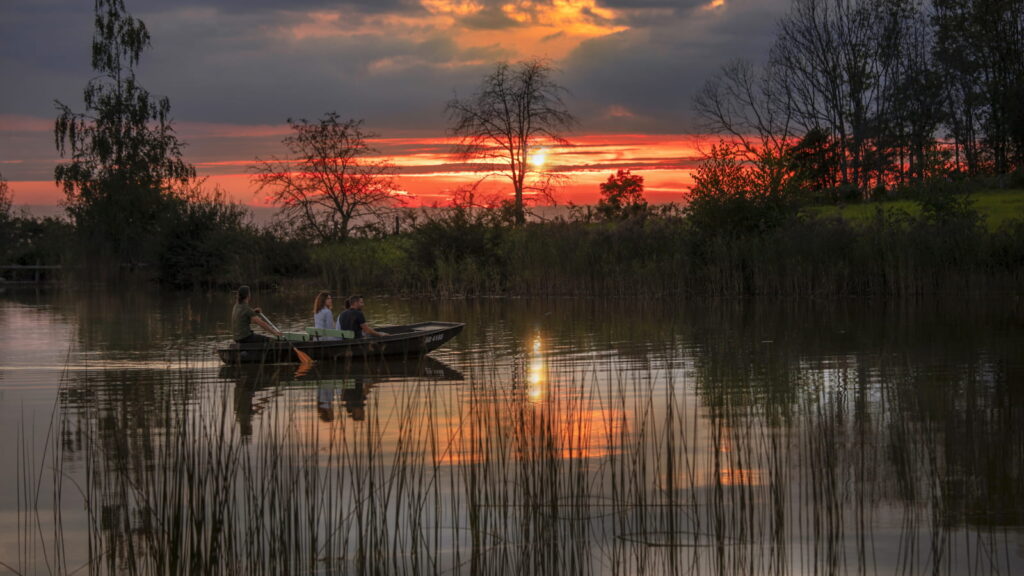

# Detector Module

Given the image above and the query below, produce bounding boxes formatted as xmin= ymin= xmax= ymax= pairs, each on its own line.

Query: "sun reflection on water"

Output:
xmin=527 ymin=334 xmax=546 ymax=403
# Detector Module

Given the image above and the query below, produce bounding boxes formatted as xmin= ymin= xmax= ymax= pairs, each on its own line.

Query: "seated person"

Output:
xmin=312 ymin=291 xmax=335 ymax=330
xmin=232 ymin=285 xmax=282 ymax=343
xmin=336 ymin=295 xmax=387 ymax=338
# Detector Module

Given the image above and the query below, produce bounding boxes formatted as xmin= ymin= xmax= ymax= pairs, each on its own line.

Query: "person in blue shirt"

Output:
xmin=312 ymin=291 xmax=335 ymax=331
xmin=337 ymin=295 xmax=387 ymax=338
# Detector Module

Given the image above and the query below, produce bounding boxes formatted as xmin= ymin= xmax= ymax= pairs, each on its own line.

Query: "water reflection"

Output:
xmin=527 ymin=333 xmax=547 ymax=403
xmin=221 ymin=356 xmax=464 ymax=432
xmin=6 ymin=292 xmax=1024 ymax=575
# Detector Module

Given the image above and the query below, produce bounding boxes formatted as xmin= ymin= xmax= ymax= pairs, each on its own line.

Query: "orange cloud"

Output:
xmin=8 ymin=132 xmax=703 ymax=210
xmin=604 ymin=105 xmax=637 ymax=119
xmin=268 ymin=1 xmax=628 ymax=67
xmin=422 ymin=0 xmax=484 ymax=17
xmin=501 ymin=0 xmax=622 ymax=32
xmin=0 ymin=115 xmax=53 ymax=133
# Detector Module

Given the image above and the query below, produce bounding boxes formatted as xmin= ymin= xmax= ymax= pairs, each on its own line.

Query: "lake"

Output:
xmin=2 ymin=287 xmax=1022 ymax=575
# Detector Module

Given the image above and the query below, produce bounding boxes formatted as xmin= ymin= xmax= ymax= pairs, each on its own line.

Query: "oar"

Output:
xmin=260 ymin=312 xmax=314 ymax=365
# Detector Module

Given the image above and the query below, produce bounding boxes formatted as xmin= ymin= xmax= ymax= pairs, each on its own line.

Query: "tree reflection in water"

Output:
xmin=12 ymin=298 xmax=1023 ymax=575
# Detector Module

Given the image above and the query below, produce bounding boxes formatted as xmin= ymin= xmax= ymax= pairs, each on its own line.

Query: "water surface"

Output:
xmin=2 ymin=288 xmax=1022 ymax=574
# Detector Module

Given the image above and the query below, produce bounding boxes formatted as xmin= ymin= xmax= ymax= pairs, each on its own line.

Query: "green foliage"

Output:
xmin=786 ymin=128 xmax=838 ymax=200
xmin=685 ymin=143 xmax=798 ymax=237
xmin=807 ymin=187 xmax=1024 ymax=231
xmin=404 ymin=210 xmax=509 ymax=295
xmin=913 ymin=181 xmax=982 ymax=227
xmin=156 ymin=187 xmax=252 ymax=289
xmin=54 ymin=0 xmax=195 ymax=265
xmin=311 ymin=237 xmax=411 ymax=294
xmin=248 ymin=226 xmax=313 ymax=283
xmin=243 ymin=194 xmax=1024 ymax=297
xmin=0 ymin=174 xmax=12 ymax=261
xmin=1 ymin=216 xmax=74 ymax=267
xmin=0 ymin=173 xmax=10 ymax=221
xmin=1 ymin=171 xmax=74 ymax=268
xmin=596 ymin=170 xmax=647 ymax=220
xmin=990 ymin=218 xmax=1024 ymax=274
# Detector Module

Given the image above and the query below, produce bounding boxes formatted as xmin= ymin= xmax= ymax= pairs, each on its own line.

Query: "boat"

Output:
xmin=215 ymin=321 xmax=464 ymax=364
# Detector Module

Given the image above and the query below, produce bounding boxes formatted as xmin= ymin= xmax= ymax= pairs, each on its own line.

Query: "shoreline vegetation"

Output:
xmin=3 ymin=184 xmax=1024 ymax=298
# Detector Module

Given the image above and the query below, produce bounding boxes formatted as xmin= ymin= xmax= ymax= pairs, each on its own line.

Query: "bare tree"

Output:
xmin=446 ymin=59 xmax=577 ymax=226
xmin=251 ymin=114 xmax=399 ymax=242
xmin=693 ymin=58 xmax=800 ymax=196
xmin=934 ymin=0 xmax=1024 ymax=175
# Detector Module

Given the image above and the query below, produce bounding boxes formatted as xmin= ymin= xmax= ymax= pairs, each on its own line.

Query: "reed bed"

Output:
xmin=14 ymin=344 xmax=1023 ymax=575
xmin=311 ymin=213 xmax=1024 ymax=298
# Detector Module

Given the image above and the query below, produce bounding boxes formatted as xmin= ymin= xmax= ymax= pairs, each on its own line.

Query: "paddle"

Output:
xmin=259 ymin=312 xmax=315 ymax=365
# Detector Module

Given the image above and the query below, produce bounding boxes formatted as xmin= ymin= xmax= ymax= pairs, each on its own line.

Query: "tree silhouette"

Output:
xmin=596 ymin=170 xmax=647 ymax=220
xmin=446 ymin=59 xmax=577 ymax=226
xmin=54 ymin=0 xmax=194 ymax=265
xmin=0 ymin=172 xmax=11 ymax=224
xmin=252 ymin=114 xmax=399 ymax=242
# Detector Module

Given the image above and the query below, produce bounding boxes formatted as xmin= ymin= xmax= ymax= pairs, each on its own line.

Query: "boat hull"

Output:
xmin=216 ymin=322 xmax=463 ymax=364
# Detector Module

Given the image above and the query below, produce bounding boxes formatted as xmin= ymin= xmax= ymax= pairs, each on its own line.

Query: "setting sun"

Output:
xmin=529 ymin=149 xmax=547 ymax=167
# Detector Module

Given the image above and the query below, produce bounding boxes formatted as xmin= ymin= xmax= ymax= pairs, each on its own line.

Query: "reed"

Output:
xmin=308 ymin=210 xmax=1024 ymax=298
xmin=15 ymin=339 xmax=1022 ymax=575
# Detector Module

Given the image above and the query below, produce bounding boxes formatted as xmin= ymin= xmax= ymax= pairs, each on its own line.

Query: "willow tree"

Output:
xmin=0 ymin=172 xmax=11 ymax=224
xmin=55 ymin=0 xmax=194 ymax=265
xmin=446 ymin=59 xmax=577 ymax=225
xmin=251 ymin=114 xmax=399 ymax=242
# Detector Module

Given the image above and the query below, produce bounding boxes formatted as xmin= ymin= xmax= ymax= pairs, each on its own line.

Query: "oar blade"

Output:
xmin=294 ymin=347 xmax=314 ymax=365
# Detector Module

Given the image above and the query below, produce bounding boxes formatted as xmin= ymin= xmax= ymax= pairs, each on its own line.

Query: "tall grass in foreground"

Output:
xmin=15 ymin=349 xmax=1022 ymax=575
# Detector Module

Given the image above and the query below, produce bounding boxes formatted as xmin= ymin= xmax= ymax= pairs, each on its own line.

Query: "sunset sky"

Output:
xmin=0 ymin=0 xmax=789 ymax=209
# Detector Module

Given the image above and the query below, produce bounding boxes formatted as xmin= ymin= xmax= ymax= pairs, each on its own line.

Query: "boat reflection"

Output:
xmin=219 ymin=356 xmax=463 ymax=433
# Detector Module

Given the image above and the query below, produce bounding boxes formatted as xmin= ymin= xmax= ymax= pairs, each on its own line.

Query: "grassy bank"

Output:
xmin=310 ymin=200 xmax=1024 ymax=298
xmin=805 ymin=188 xmax=1024 ymax=231
xmin=7 ymin=188 xmax=1023 ymax=297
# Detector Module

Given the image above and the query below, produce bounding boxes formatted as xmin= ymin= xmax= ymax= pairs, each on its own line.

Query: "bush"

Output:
xmin=402 ymin=212 xmax=510 ymax=295
xmin=1 ymin=215 xmax=74 ymax=267
xmin=157 ymin=193 xmax=251 ymax=288
xmin=685 ymin=143 xmax=799 ymax=237
xmin=311 ymin=237 xmax=411 ymax=294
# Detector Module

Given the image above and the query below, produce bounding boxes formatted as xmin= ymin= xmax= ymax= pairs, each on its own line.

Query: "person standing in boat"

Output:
xmin=337 ymin=295 xmax=388 ymax=338
xmin=232 ymin=285 xmax=282 ymax=343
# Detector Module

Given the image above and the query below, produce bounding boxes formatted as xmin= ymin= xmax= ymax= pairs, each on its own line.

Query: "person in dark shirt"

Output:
xmin=231 ymin=285 xmax=282 ymax=342
xmin=336 ymin=295 xmax=387 ymax=338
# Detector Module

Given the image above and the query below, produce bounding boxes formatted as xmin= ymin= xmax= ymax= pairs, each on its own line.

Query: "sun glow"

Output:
xmin=529 ymin=150 xmax=547 ymax=167
xmin=2 ymin=131 xmax=704 ymax=209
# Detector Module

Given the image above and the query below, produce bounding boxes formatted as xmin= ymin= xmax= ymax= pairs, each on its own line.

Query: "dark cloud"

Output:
xmin=0 ymin=0 xmax=791 ymax=187
xmin=460 ymin=6 xmax=522 ymax=30
xmin=136 ymin=0 xmax=423 ymax=16
xmin=597 ymin=0 xmax=707 ymax=11
xmin=562 ymin=0 xmax=788 ymax=132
